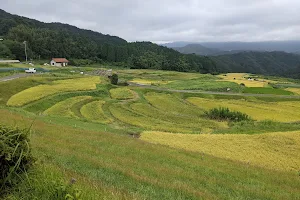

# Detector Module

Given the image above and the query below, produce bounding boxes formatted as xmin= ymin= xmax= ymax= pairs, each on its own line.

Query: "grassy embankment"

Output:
xmin=0 ymin=109 xmax=300 ymax=200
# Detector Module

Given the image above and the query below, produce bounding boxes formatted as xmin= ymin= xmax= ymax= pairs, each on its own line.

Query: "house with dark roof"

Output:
xmin=50 ymin=58 xmax=69 ymax=67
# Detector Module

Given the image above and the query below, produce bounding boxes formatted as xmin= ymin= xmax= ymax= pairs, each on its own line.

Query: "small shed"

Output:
xmin=50 ymin=58 xmax=69 ymax=67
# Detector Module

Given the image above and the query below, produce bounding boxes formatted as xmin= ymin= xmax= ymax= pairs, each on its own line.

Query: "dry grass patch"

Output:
xmin=140 ymin=131 xmax=300 ymax=172
xmin=7 ymin=76 xmax=100 ymax=106
xmin=188 ymin=97 xmax=300 ymax=122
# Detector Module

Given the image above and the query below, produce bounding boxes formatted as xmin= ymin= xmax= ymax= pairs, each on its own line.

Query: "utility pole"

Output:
xmin=23 ymin=41 xmax=28 ymax=63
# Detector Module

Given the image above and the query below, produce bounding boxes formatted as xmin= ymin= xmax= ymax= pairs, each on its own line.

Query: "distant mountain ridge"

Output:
xmin=212 ymin=51 xmax=300 ymax=78
xmin=173 ymin=44 xmax=246 ymax=56
xmin=164 ymin=41 xmax=300 ymax=55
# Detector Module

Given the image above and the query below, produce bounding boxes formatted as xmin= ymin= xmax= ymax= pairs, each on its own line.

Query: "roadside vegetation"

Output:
xmin=0 ymin=125 xmax=34 ymax=197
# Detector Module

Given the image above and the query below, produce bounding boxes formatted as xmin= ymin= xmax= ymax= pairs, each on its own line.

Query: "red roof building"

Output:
xmin=50 ymin=58 xmax=69 ymax=67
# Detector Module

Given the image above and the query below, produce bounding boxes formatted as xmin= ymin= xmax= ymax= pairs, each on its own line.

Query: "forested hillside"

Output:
xmin=212 ymin=51 xmax=300 ymax=78
xmin=0 ymin=9 xmax=216 ymax=73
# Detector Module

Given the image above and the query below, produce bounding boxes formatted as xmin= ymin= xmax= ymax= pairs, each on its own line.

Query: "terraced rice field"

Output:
xmin=286 ymin=87 xmax=300 ymax=95
xmin=188 ymin=97 xmax=300 ymax=122
xmin=44 ymin=96 xmax=92 ymax=118
xmin=130 ymin=78 xmax=171 ymax=85
xmin=218 ymin=73 xmax=269 ymax=87
xmin=80 ymin=100 xmax=113 ymax=123
xmin=109 ymin=92 xmax=227 ymax=133
xmin=140 ymin=131 xmax=300 ymax=172
xmin=110 ymin=88 xmax=135 ymax=100
xmin=1 ymin=69 xmax=300 ymax=199
xmin=7 ymin=76 xmax=100 ymax=106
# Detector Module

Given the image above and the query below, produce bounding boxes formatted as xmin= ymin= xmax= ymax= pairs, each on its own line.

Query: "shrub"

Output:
xmin=110 ymin=74 xmax=118 ymax=85
xmin=205 ymin=107 xmax=251 ymax=122
xmin=0 ymin=125 xmax=34 ymax=194
xmin=240 ymin=83 xmax=245 ymax=87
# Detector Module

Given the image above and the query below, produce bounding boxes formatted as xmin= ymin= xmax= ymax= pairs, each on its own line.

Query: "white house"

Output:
xmin=50 ymin=58 xmax=69 ymax=67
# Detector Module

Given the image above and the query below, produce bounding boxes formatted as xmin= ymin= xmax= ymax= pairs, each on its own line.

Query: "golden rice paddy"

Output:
xmin=218 ymin=73 xmax=269 ymax=87
xmin=110 ymin=88 xmax=135 ymax=100
xmin=285 ymin=87 xmax=300 ymax=95
xmin=44 ymin=96 xmax=92 ymax=118
xmin=7 ymin=76 xmax=100 ymax=106
xmin=80 ymin=100 xmax=113 ymax=124
xmin=140 ymin=131 xmax=300 ymax=172
xmin=187 ymin=97 xmax=300 ymax=122
xmin=130 ymin=78 xmax=171 ymax=85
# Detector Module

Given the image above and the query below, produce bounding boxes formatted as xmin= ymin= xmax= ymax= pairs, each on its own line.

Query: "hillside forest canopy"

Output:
xmin=0 ymin=9 xmax=216 ymax=74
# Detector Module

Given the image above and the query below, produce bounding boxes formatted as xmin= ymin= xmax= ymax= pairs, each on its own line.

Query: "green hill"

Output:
xmin=0 ymin=9 xmax=216 ymax=74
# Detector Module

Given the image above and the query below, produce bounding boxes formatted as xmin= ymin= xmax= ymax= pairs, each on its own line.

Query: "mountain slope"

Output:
xmin=0 ymin=9 xmax=126 ymax=45
xmin=165 ymin=41 xmax=300 ymax=53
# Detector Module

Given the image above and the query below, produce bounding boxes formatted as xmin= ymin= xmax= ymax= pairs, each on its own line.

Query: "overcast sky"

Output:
xmin=2 ymin=0 xmax=300 ymax=43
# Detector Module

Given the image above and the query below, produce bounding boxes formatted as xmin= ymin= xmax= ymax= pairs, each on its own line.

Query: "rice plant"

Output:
xmin=80 ymin=101 xmax=113 ymax=124
xmin=44 ymin=96 xmax=93 ymax=118
xmin=188 ymin=97 xmax=300 ymax=122
xmin=110 ymin=88 xmax=135 ymax=100
xmin=140 ymin=130 xmax=300 ymax=172
xmin=7 ymin=77 xmax=100 ymax=107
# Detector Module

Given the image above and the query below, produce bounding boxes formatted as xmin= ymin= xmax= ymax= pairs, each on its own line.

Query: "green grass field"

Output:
xmin=243 ymin=87 xmax=294 ymax=95
xmin=1 ymin=69 xmax=300 ymax=199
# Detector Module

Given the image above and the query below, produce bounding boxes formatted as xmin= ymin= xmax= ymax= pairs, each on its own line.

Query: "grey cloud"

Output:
xmin=1 ymin=0 xmax=300 ymax=42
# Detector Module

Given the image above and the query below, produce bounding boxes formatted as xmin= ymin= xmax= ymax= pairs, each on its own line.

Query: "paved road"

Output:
xmin=0 ymin=73 xmax=34 ymax=82
xmin=128 ymin=82 xmax=300 ymax=99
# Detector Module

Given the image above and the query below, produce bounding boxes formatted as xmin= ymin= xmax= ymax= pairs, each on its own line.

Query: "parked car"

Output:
xmin=25 ymin=68 xmax=36 ymax=73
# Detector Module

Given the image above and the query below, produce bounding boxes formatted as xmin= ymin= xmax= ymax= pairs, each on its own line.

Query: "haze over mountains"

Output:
xmin=164 ymin=41 xmax=300 ymax=56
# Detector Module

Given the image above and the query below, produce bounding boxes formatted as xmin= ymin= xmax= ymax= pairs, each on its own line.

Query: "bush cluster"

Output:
xmin=0 ymin=125 xmax=34 ymax=193
xmin=110 ymin=74 xmax=119 ymax=85
xmin=205 ymin=107 xmax=251 ymax=122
